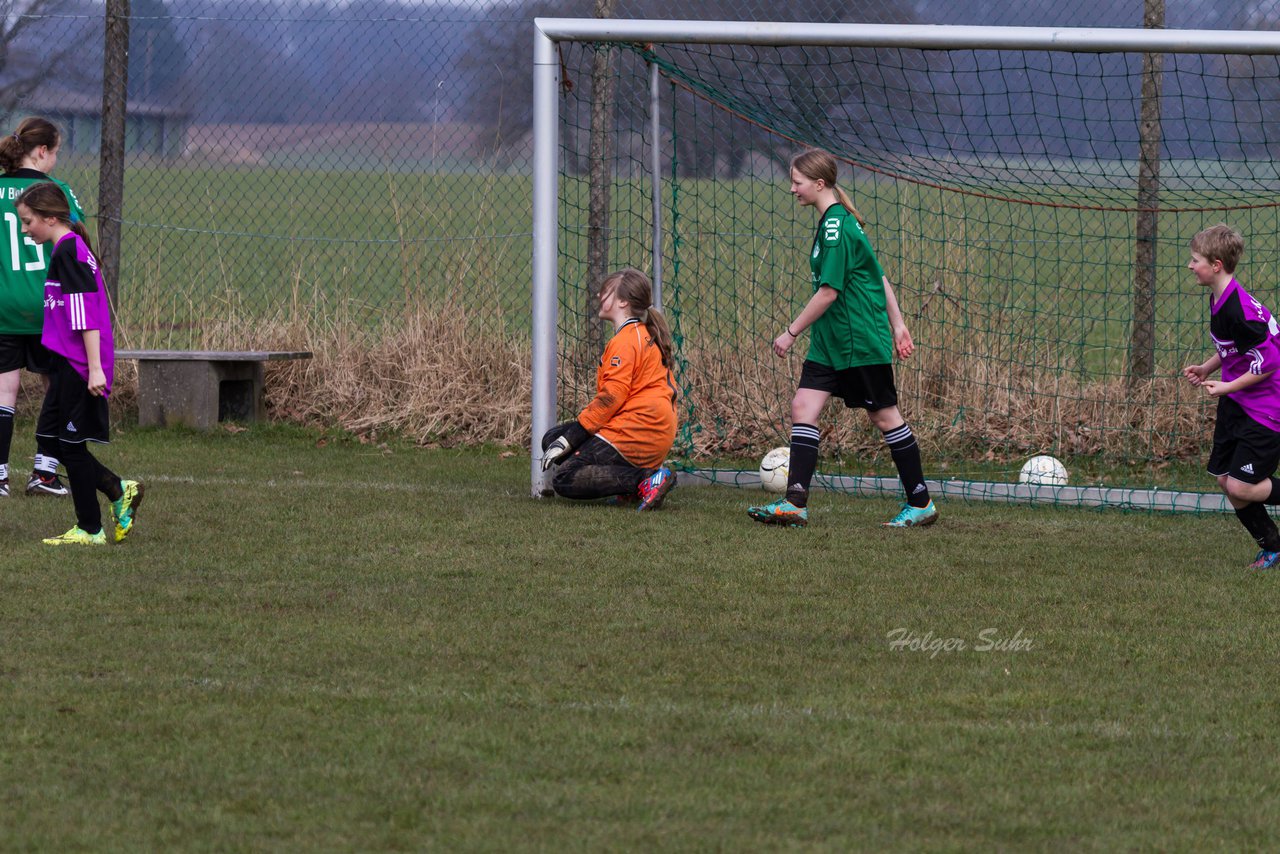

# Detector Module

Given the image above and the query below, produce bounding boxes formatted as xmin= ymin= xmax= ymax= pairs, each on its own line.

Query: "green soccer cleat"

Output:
xmin=43 ymin=525 xmax=107 ymax=546
xmin=747 ymin=497 xmax=809 ymax=528
xmin=883 ymin=500 xmax=939 ymax=528
xmin=111 ymin=480 xmax=145 ymax=543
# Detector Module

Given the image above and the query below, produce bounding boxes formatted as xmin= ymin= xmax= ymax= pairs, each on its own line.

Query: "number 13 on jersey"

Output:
xmin=3 ymin=211 xmax=45 ymax=272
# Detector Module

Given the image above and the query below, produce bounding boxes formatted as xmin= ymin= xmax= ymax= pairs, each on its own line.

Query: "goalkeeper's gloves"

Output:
xmin=541 ymin=421 xmax=589 ymax=470
xmin=542 ymin=435 xmax=573 ymax=470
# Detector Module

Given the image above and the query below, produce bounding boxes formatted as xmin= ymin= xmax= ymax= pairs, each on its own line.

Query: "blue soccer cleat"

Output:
xmin=1249 ymin=549 xmax=1280 ymax=570
xmin=637 ymin=467 xmax=676 ymax=512
xmin=747 ymin=497 xmax=808 ymax=528
xmin=883 ymin=500 xmax=939 ymax=528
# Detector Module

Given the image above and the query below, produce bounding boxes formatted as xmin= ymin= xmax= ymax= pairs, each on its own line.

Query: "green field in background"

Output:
xmin=53 ymin=163 xmax=1273 ymax=373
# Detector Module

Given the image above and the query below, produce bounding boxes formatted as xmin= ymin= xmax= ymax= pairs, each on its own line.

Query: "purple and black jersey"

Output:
xmin=1211 ymin=278 xmax=1280 ymax=431
xmin=41 ymin=232 xmax=114 ymax=394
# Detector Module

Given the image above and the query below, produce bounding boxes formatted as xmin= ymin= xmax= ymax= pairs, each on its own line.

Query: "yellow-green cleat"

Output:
xmin=43 ymin=525 xmax=107 ymax=546
xmin=111 ymin=480 xmax=145 ymax=543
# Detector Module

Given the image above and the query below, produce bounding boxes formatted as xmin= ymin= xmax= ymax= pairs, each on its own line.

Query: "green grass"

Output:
xmin=49 ymin=165 xmax=528 ymax=345
xmin=3 ymin=423 xmax=1280 ymax=849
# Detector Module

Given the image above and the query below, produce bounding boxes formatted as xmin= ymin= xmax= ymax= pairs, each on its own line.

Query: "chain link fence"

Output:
xmin=12 ymin=1 xmax=1267 ymax=339
xmin=3 ymin=0 xmax=1278 ymax=437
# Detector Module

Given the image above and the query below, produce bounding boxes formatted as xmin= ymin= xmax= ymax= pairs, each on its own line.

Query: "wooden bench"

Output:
xmin=116 ymin=350 xmax=313 ymax=429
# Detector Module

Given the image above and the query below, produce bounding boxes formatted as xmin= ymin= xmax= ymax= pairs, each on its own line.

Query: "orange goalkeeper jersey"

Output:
xmin=577 ymin=318 xmax=678 ymax=468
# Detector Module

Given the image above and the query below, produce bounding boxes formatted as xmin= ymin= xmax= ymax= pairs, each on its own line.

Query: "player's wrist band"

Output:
xmin=787 ymin=327 xmax=799 ymax=337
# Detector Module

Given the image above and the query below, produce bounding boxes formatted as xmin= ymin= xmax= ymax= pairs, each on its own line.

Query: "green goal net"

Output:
xmin=538 ymin=21 xmax=1280 ymax=510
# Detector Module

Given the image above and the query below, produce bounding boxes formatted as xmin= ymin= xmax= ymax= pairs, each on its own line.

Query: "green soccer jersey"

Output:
xmin=805 ymin=203 xmax=892 ymax=370
xmin=0 ymin=170 xmax=85 ymax=336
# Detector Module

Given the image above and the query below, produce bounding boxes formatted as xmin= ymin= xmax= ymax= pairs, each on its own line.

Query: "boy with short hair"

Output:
xmin=1183 ymin=223 xmax=1280 ymax=569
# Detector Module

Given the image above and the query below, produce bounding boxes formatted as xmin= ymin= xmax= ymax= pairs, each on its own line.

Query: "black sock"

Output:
xmin=98 ymin=468 xmax=123 ymax=502
xmin=60 ymin=442 xmax=103 ymax=535
xmin=0 ymin=405 xmax=13 ymax=476
xmin=785 ymin=423 xmax=820 ymax=508
xmin=884 ymin=422 xmax=930 ymax=508
xmin=1235 ymin=502 xmax=1280 ymax=551
xmin=1264 ymin=477 xmax=1280 ymax=505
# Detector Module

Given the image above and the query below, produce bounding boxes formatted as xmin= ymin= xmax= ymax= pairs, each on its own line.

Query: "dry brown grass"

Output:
xmin=897 ymin=356 xmax=1212 ymax=462
xmin=673 ymin=338 xmax=1213 ymax=463
xmin=221 ymin=304 xmax=528 ymax=447
xmin=106 ymin=294 xmax=530 ymax=447
xmin=98 ymin=290 xmax=1215 ymax=464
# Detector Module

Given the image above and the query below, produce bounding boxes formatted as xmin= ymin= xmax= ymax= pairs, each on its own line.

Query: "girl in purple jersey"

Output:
xmin=14 ymin=182 xmax=142 ymax=546
xmin=1183 ymin=223 xmax=1280 ymax=570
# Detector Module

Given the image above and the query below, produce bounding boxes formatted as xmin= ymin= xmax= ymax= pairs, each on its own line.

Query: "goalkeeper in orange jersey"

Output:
xmin=540 ymin=268 xmax=678 ymax=511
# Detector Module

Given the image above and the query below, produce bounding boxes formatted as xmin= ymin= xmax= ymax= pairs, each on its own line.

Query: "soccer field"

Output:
xmin=3 ymin=424 xmax=1279 ymax=849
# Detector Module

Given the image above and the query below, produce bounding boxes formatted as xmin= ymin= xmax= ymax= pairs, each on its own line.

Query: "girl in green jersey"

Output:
xmin=748 ymin=149 xmax=937 ymax=529
xmin=0 ymin=117 xmax=85 ymax=499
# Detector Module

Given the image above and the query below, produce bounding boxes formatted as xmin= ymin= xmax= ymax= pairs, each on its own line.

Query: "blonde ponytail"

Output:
xmin=833 ymin=185 xmax=865 ymax=229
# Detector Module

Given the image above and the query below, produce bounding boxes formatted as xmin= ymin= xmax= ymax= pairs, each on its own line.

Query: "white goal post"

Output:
xmin=530 ymin=18 xmax=1280 ymax=506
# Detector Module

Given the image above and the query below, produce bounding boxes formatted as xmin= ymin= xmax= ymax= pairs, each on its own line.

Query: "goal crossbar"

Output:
xmin=535 ymin=18 xmax=1280 ymax=53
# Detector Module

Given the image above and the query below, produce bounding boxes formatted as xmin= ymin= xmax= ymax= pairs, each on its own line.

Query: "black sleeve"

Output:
xmin=48 ymin=240 xmax=100 ymax=296
xmin=1220 ymin=292 xmax=1270 ymax=351
xmin=561 ymin=420 xmax=590 ymax=448
xmin=540 ymin=420 xmax=590 ymax=451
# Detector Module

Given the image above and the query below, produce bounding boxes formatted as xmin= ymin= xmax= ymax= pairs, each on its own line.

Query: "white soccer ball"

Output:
xmin=758 ymin=446 xmax=791 ymax=493
xmin=1019 ymin=454 xmax=1068 ymax=486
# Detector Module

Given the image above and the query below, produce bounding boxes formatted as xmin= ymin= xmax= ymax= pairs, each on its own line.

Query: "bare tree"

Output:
xmin=459 ymin=0 xmax=594 ymax=149
xmin=1223 ymin=3 xmax=1280 ymax=160
xmin=1130 ymin=0 xmax=1163 ymax=384
xmin=460 ymin=0 xmax=934 ymax=176
xmin=645 ymin=0 xmax=932 ymax=176
xmin=0 ymin=0 xmax=93 ymax=110
xmin=129 ymin=0 xmax=188 ymax=102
